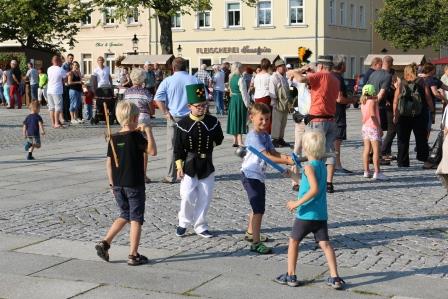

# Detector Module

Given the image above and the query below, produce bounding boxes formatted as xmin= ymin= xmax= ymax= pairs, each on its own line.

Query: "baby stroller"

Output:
xmin=91 ymin=87 xmax=118 ymax=125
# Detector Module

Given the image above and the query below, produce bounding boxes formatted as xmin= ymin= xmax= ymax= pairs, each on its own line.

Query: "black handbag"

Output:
xmin=292 ymin=110 xmax=305 ymax=124
xmin=428 ymin=130 xmax=444 ymax=165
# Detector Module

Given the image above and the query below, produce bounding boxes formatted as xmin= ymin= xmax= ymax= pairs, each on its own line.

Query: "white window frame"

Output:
xmin=359 ymin=5 xmax=366 ymax=28
xmin=127 ymin=7 xmax=139 ymax=24
xmin=171 ymin=12 xmax=182 ymax=28
xmin=350 ymin=56 xmax=356 ymax=78
xmin=81 ymin=54 xmax=92 ymax=75
xmin=289 ymin=0 xmax=305 ymax=25
xmin=105 ymin=53 xmax=116 ymax=75
xmin=81 ymin=12 xmax=92 ymax=26
xmin=226 ymin=2 xmax=242 ymax=28
xmin=339 ymin=2 xmax=346 ymax=26
xmin=104 ymin=7 xmax=115 ymax=25
xmin=329 ymin=0 xmax=336 ymax=25
xmin=349 ymin=4 xmax=356 ymax=27
xmin=197 ymin=11 xmax=212 ymax=28
xmin=257 ymin=1 xmax=272 ymax=26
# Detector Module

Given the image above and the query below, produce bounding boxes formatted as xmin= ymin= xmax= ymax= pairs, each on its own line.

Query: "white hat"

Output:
xmin=286 ymin=64 xmax=292 ymax=69
xmin=144 ymin=61 xmax=151 ymax=65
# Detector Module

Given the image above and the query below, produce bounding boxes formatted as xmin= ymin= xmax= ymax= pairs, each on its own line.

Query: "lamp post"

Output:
xmin=132 ymin=34 xmax=139 ymax=55
xmin=177 ymin=44 xmax=183 ymax=57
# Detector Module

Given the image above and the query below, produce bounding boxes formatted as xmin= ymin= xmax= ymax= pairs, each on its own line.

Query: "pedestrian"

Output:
xmin=155 ymin=57 xmax=202 ymax=184
xmin=360 ymin=84 xmax=388 ymax=180
xmin=82 ymin=83 xmax=94 ymax=121
xmin=68 ymin=61 xmax=84 ymax=124
xmin=92 ymin=56 xmax=113 ymax=98
xmin=124 ymin=68 xmax=154 ymax=184
xmin=26 ymin=62 xmax=39 ymax=100
xmin=120 ymin=66 xmax=132 ymax=88
xmin=0 ymin=65 xmax=4 ymax=106
xmin=363 ymin=57 xmax=382 ymax=86
xmin=241 ymin=103 xmax=293 ymax=254
xmin=194 ymin=64 xmax=212 ymax=89
xmin=62 ymin=54 xmax=74 ymax=122
xmin=47 ymin=55 xmax=66 ymax=128
xmin=174 ymin=83 xmax=224 ymax=238
xmin=227 ymin=62 xmax=250 ymax=147
xmin=2 ymin=66 xmax=10 ymax=107
xmin=37 ymin=67 xmax=48 ymax=105
xmin=23 ymin=101 xmax=45 ymax=160
xmin=253 ymin=58 xmax=272 ymax=133
xmin=212 ymin=65 xmax=225 ymax=115
xmin=95 ymin=100 xmax=156 ymax=266
xmin=153 ymin=63 xmax=164 ymax=91
xmin=275 ymin=131 xmax=345 ymax=290
xmin=7 ymin=60 xmax=22 ymax=109
xmin=269 ymin=59 xmax=293 ymax=148
xmin=143 ymin=62 xmax=156 ymax=118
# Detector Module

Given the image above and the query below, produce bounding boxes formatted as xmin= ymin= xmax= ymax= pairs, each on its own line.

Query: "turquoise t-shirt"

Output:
xmin=296 ymin=160 xmax=328 ymax=220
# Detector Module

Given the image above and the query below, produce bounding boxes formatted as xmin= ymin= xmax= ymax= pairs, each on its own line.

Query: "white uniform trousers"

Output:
xmin=178 ymin=172 xmax=215 ymax=233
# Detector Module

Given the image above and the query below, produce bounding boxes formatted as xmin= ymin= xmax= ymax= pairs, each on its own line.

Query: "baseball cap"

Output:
xmin=362 ymin=84 xmax=376 ymax=96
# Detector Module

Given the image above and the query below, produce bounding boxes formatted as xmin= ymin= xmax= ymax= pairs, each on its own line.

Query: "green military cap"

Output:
xmin=186 ymin=83 xmax=207 ymax=105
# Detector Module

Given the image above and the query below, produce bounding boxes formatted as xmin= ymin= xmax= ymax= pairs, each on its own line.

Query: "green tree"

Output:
xmin=375 ymin=0 xmax=448 ymax=50
xmin=93 ymin=0 xmax=256 ymax=54
xmin=0 ymin=0 xmax=91 ymax=52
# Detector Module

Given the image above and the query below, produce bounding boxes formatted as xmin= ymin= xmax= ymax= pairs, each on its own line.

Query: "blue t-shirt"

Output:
xmin=241 ymin=130 xmax=274 ymax=182
xmin=296 ymin=160 xmax=328 ymax=220
xmin=23 ymin=113 xmax=43 ymax=137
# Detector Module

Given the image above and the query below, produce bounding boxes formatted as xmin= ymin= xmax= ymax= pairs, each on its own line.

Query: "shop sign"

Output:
xmin=196 ymin=45 xmax=272 ymax=55
xmin=95 ymin=42 xmax=124 ymax=47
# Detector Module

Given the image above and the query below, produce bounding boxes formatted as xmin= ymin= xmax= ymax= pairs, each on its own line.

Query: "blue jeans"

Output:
xmin=69 ymin=89 xmax=82 ymax=112
xmin=30 ymin=84 xmax=38 ymax=100
xmin=213 ymin=90 xmax=224 ymax=115
xmin=84 ymin=104 xmax=93 ymax=120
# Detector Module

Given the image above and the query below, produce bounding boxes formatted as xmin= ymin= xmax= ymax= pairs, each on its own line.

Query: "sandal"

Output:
xmin=326 ymin=277 xmax=345 ymax=290
xmin=250 ymin=242 xmax=272 ymax=254
xmin=127 ymin=253 xmax=149 ymax=266
xmin=95 ymin=240 xmax=110 ymax=262
xmin=244 ymin=231 xmax=269 ymax=242
xmin=274 ymin=273 xmax=300 ymax=287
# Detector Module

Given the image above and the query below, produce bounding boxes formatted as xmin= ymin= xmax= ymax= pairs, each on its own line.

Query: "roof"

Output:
xmin=364 ymin=54 xmax=426 ymax=66
xmin=431 ymin=57 xmax=448 ymax=65
xmin=224 ymin=54 xmax=281 ymax=65
xmin=121 ymin=54 xmax=175 ymax=65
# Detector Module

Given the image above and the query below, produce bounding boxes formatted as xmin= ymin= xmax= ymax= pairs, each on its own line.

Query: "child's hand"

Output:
xmin=289 ymin=166 xmax=300 ymax=183
xmin=287 ymin=201 xmax=298 ymax=212
xmin=177 ymin=168 xmax=184 ymax=180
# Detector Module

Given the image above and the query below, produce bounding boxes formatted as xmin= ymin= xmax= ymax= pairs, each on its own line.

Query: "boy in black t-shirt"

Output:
xmin=22 ymin=101 xmax=45 ymax=160
xmin=95 ymin=101 xmax=157 ymax=266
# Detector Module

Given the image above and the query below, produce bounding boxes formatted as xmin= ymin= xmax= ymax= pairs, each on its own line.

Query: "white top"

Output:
xmin=47 ymin=65 xmax=66 ymax=95
xmin=253 ymin=73 xmax=271 ymax=99
xmin=443 ymin=105 xmax=448 ymax=129
xmin=213 ymin=71 xmax=225 ymax=91
xmin=93 ymin=66 xmax=111 ymax=87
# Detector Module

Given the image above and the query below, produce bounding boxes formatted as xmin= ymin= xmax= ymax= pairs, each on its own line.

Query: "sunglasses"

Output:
xmin=191 ymin=103 xmax=208 ymax=108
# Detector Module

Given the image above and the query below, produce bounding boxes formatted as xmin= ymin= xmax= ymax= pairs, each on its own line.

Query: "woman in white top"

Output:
xmin=92 ymin=56 xmax=113 ymax=98
xmin=252 ymin=58 xmax=272 ymax=133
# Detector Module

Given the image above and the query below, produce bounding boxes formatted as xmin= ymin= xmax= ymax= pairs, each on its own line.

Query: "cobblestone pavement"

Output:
xmin=0 ymin=107 xmax=447 ymax=280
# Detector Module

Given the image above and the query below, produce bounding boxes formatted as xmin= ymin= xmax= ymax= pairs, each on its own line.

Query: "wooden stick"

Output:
xmin=104 ymin=102 xmax=119 ymax=168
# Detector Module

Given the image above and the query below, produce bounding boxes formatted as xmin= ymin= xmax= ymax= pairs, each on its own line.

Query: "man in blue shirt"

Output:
xmin=155 ymin=57 xmax=201 ymax=183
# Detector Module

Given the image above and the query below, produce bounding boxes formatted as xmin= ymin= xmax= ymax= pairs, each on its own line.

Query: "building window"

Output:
xmin=359 ymin=5 xmax=365 ymax=28
xmin=82 ymin=12 xmax=92 ymax=25
xmin=349 ymin=4 xmax=355 ymax=27
xmin=289 ymin=0 xmax=304 ymax=25
xmin=200 ymin=59 xmax=212 ymax=67
xmin=104 ymin=7 xmax=115 ymax=25
xmin=350 ymin=57 xmax=356 ymax=78
xmin=258 ymin=1 xmax=271 ymax=26
xmin=81 ymin=54 xmax=92 ymax=75
xmin=329 ymin=0 xmax=335 ymax=25
xmin=171 ymin=12 xmax=182 ymax=28
xmin=105 ymin=53 xmax=116 ymax=74
xmin=198 ymin=11 xmax=211 ymax=28
xmin=339 ymin=2 xmax=346 ymax=26
xmin=227 ymin=3 xmax=241 ymax=27
xmin=359 ymin=57 xmax=365 ymax=74
xmin=127 ymin=7 xmax=139 ymax=24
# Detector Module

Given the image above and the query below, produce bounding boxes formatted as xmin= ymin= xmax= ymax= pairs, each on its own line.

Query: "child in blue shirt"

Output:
xmin=241 ymin=102 xmax=293 ymax=254
xmin=23 ymin=101 xmax=45 ymax=160
xmin=274 ymin=131 xmax=345 ymax=289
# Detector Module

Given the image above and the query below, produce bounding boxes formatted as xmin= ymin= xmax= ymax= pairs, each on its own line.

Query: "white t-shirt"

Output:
xmin=213 ymin=71 xmax=225 ymax=91
xmin=253 ymin=73 xmax=271 ymax=99
xmin=93 ymin=66 xmax=111 ymax=87
xmin=47 ymin=66 xmax=66 ymax=95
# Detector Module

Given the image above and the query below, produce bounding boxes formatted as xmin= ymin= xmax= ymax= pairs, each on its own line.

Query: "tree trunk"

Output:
xmin=158 ymin=15 xmax=173 ymax=54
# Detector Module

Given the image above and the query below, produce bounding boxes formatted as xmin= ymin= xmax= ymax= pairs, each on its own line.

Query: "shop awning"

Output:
xmin=364 ymin=54 xmax=426 ymax=66
xmin=431 ymin=57 xmax=448 ymax=65
xmin=224 ymin=54 xmax=281 ymax=65
xmin=121 ymin=54 xmax=175 ymax=66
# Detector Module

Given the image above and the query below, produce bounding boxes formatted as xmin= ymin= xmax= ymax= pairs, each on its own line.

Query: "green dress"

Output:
xmin=227 ymin=75 xmax=248 ymax=135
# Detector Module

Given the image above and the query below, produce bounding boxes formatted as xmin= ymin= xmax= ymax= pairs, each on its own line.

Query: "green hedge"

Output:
xmin=0 ymin=52 xmax=27 ymax=74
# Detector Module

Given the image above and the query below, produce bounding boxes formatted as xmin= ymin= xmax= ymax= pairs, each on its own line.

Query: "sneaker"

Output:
xmin=71 ymin=119 xmax=79 ymax=125
xmin=197 ymin=230 xmax=213 ymax=238
xmin=176 ymin=226 xmax=187 ymax=237
xmin=127 ymin=253 xmax=149 ymax=266
xmin=272 ymin=139 xmax=281 ymax=148
xmin=27 ymin=154 xmax=35 ymax=160
xmin=24 ymin=141 xmax=32 ymax=151
xmin=274 ymin=273 xmax=300 ymax=287
xmin=363 ymin=171 xmax=372 ymax=178
xmin=278 ymin=139 xmax=291 ymax=148
xmin=250 ymin=242 xmax=272 ymax=254
xmin=76 ymin=118 xmax=85 ymax=124
xmin=244 ymin=231 xmax=269 ymax=242
xmin=95 ymin=240 xmax=110 ymax=262
xmin=326 ymin=276 xmax=345 ymax=290
xmin=373 ymin=172 xmax=389 ymax=181
xmin=335 ymin=168 xmax=353 ymax=175
xmin=326 ymin=182 xmax=334 ymax=193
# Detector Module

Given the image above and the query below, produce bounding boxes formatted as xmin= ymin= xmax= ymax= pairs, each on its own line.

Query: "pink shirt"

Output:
xmin=361 ymin=99 xmax=380 ymax=128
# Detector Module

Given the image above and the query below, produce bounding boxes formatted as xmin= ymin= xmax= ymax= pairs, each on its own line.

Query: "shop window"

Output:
xmin=105 ymin=53 xmax=116 ymax=74
xmin=227 ymin=3 xmax=241 ymax=27
xmin=81 ymin=54 xmax=92 ymax=75
xmin=171 ymin=12 xmax=182 ymax=28
xmin=258 ymin=1 xmax=272 ymax=26
xmin=198 ymin=11 xmax=211 ymax=28
xmin=340 ymin=2 xmax=346 ymax=26
xmin=285 ymin=57 xmax=299 ymax=69
xmin=289 ymin=0 xmax=303 ymax=25
xmin=127 ymin=7 xmax=139 ymax=24
xmin=200 ymin=59 xmax=212 ymax=67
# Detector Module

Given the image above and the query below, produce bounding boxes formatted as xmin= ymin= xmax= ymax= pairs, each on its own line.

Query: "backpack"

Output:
xmin=398 ymin=81 xmax=422 ymax=117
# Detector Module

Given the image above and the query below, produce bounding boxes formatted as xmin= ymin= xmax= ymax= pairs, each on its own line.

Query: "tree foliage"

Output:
xmin=375 ymin=0 xmax=448 ymax=50
xmin=94 ymin=0 xmax=257 ymax=54
xmin=0 ymin=0 xmax=91 ymax=52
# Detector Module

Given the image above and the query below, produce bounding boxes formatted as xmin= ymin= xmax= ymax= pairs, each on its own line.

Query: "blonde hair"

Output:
xmin=130 ymin=68 xmax=146 ymax=86
xmin=302 ymin=131 xmax=325 ymax=159
xmin=403 ymin=63 xmax=417 ymax=81
xmin=116 ymin=100 xmax=139 ymax=126
xmin=360 ymin=95 xmax=370 ymax=105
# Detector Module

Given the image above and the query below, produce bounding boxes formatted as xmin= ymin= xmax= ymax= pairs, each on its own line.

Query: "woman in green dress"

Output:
xmin=227 ymin=62 xmax=250 ymax=147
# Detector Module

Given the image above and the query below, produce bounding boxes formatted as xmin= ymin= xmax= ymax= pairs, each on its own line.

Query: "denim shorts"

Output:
xmin=241 ymin=173 xmax=266 ymax=214
xmin=112 ymin=186 xmax=146 ymax=224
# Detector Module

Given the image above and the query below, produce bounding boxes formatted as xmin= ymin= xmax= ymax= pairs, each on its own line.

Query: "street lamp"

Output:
xmin=177 ymin=44 xmax=183 ymax=57
xmin=132 ymin=34 xmax=139 ymax=54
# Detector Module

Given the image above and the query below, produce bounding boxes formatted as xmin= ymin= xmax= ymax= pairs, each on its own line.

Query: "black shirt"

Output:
xmin=107 ymin=131 xmax=147 ymax=187
xmin=333 ymin=72 xmax=348 ymax=126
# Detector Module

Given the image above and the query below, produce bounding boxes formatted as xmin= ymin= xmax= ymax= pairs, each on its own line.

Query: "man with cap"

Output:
xmin=269 ymin=59 xmax=293 ymax=147
xmin=174 ymin=83 xmax=224 ymax=238
xmin=296 ymin=55 xmax=340 ymax=193
xmin=144 ymin=61 xmax=156 ymax=118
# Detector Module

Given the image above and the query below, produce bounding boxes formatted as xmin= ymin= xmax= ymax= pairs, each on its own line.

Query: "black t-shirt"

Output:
xmin=367 ymin=70 xmax=392 ymax=108
xmin=23 ymin=113 xmax=43 ymax=136
xmin=424 ymin=76 xmax=442 ymax=105
xmin=107 ymin=131 xmax=147 ymax=187
xmin=10 ymin=68 xmax=21 ymax=85
xmin=333 ymin=72 xmax=348 ymax=126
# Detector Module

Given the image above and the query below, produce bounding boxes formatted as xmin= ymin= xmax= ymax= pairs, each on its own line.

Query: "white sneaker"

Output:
xmin=373 ymin=172 xmax=389 ymax=181
xmin=76 ymin=118 xmax=85 ymax=124
xmin=363 ymin=171 xmax=371 ymax=178
xmin=71 ymin=119 xmax=79 ymax=125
